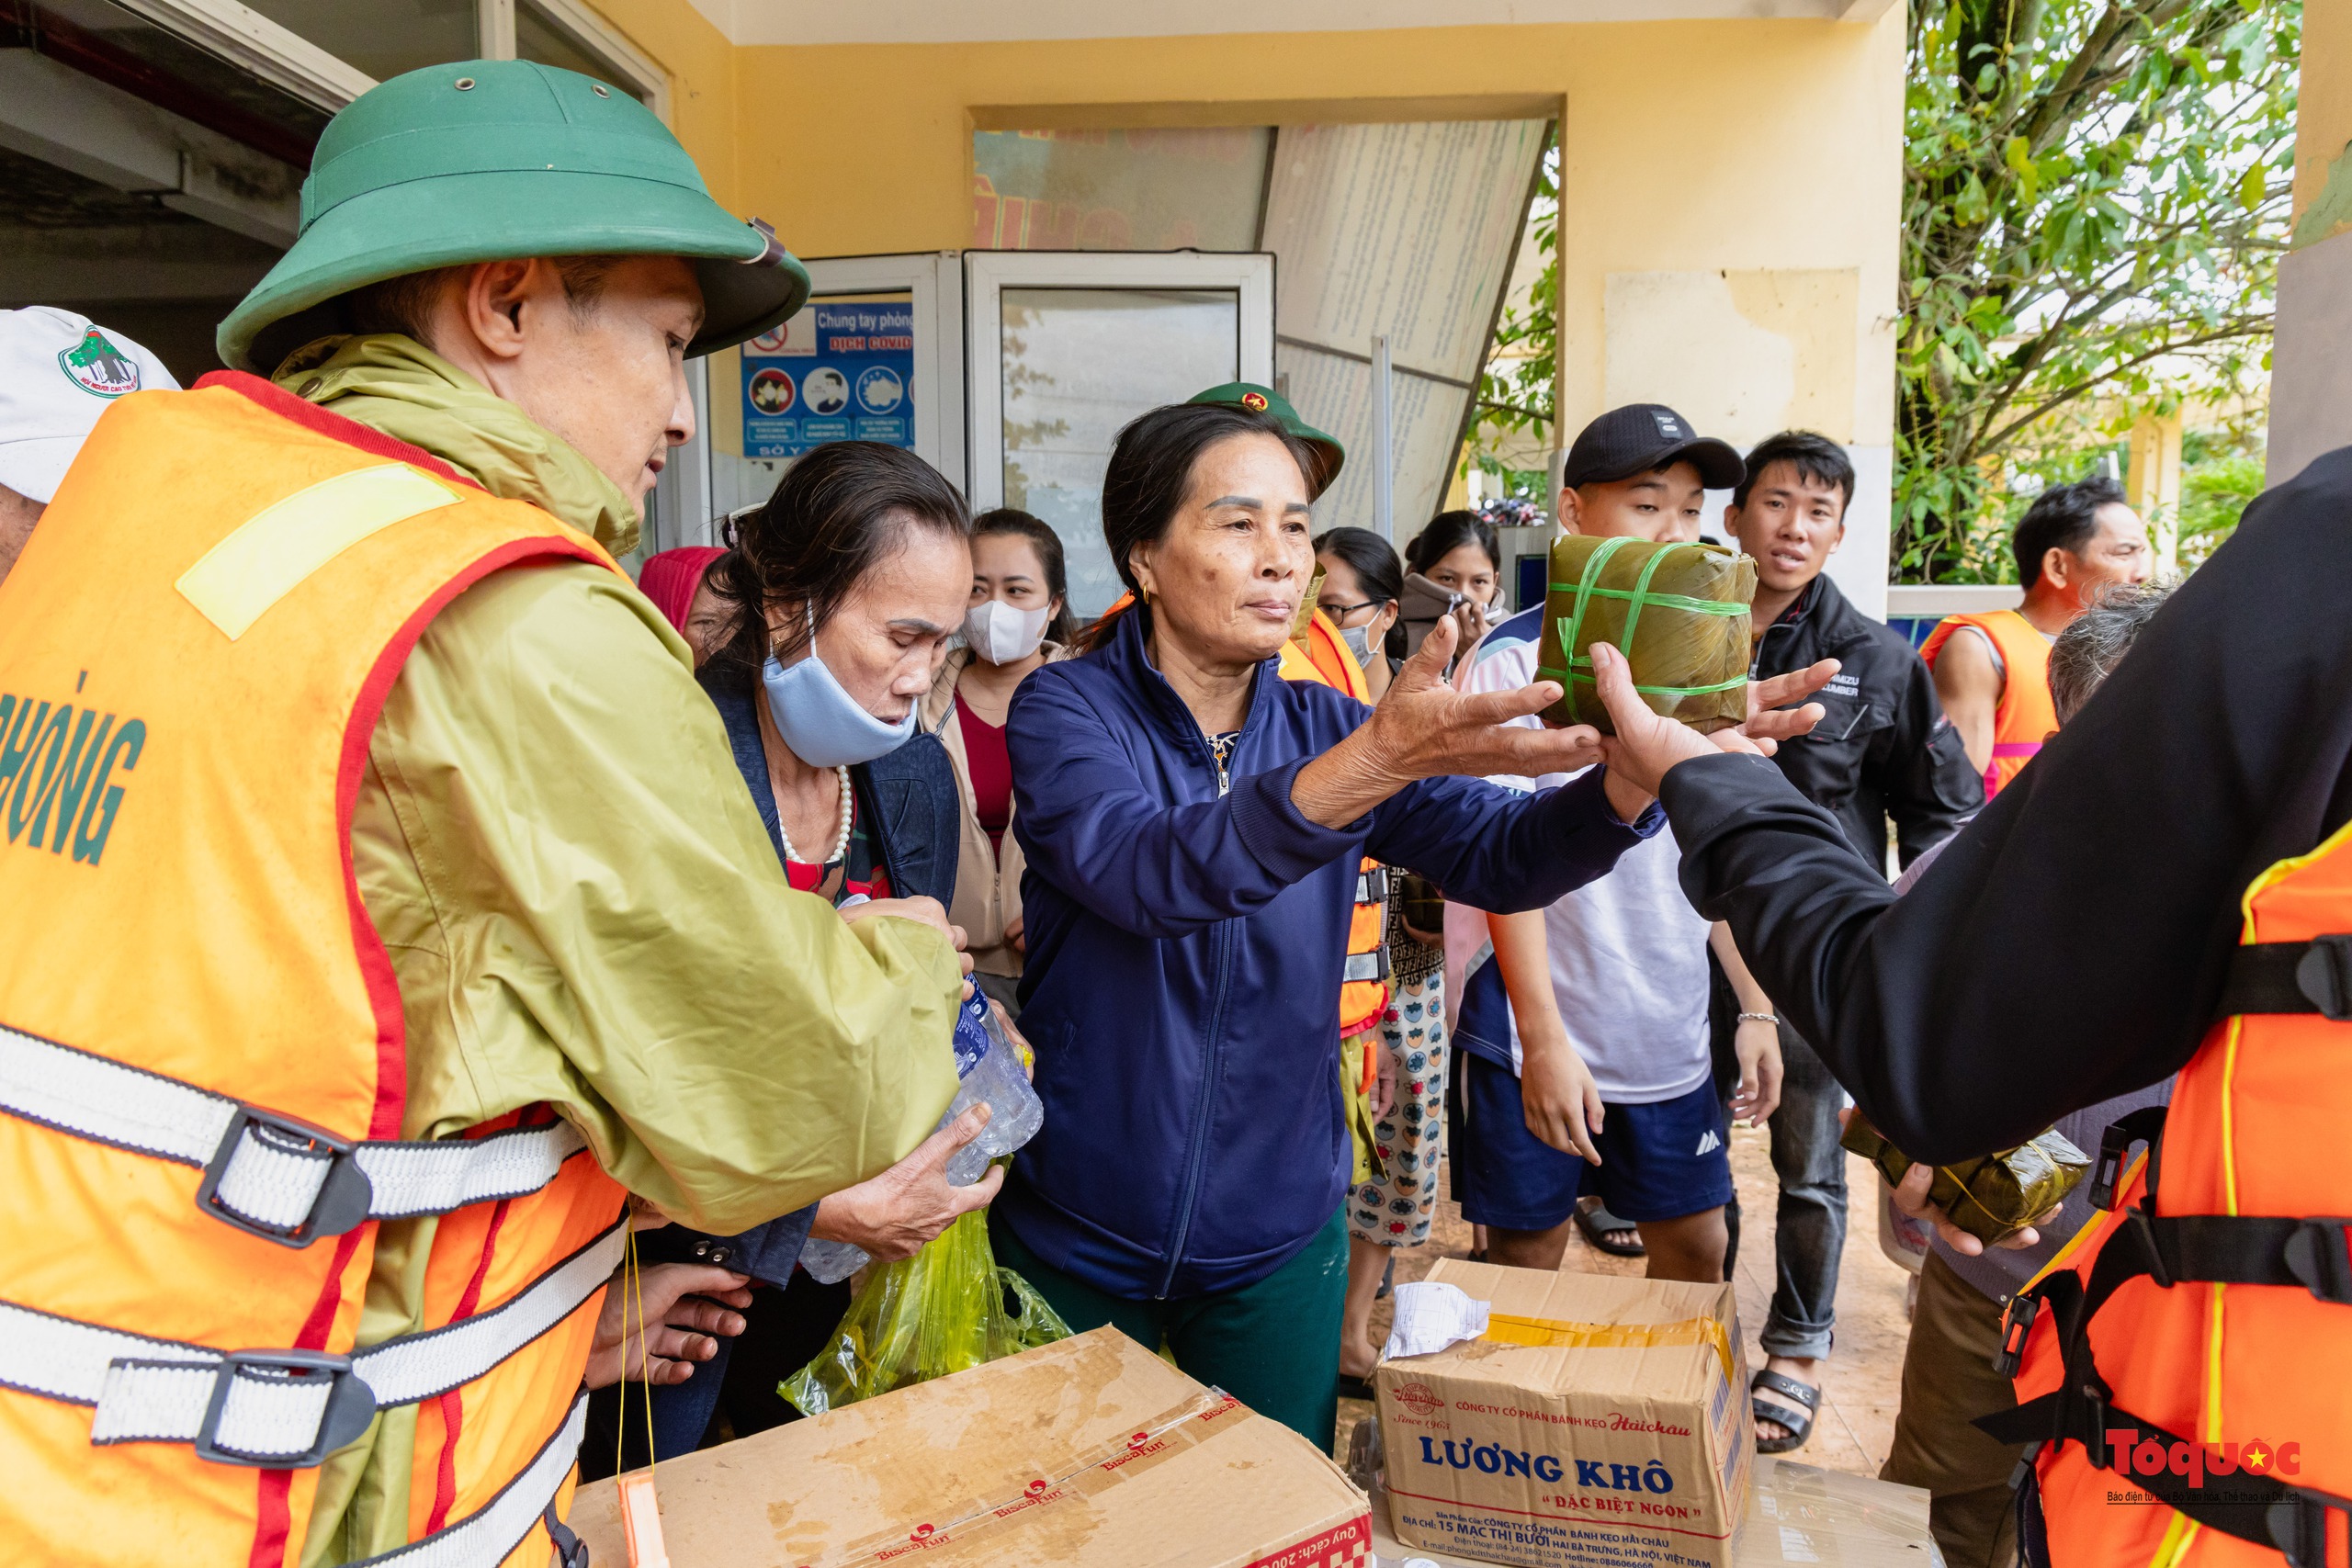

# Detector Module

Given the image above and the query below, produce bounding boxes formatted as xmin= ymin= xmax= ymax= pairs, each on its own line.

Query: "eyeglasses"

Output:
xmin=1318 ymin=599 xmax=1384 ymax=623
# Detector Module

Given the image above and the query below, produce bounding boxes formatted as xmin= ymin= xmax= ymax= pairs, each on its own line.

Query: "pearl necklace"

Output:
xmin=778 ymin=763 xmax=854 ymax=867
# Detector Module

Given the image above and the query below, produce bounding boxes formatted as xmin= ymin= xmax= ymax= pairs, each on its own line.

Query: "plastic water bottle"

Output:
xmin=796 ymin=987 xmax=1044 ymax=1284
xmin=940 ymin=987 xmax=1044 ymax=1184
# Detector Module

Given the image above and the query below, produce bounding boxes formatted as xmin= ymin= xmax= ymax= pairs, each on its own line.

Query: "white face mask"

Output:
xmin=962 ymin=598 xmax=1052 ymax=665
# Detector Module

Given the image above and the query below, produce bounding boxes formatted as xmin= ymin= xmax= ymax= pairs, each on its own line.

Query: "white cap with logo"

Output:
xmin=0 ymin=307 xmax=179 ymax=505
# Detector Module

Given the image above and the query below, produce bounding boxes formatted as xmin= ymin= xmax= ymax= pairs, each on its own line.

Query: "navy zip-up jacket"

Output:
xmin=1001 ymin=607 xmax=1659 ymax=1299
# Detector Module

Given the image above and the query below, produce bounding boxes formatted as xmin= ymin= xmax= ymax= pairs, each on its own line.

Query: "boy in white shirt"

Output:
xmin=1446 ymin=404 xmax=1781 ymax=1281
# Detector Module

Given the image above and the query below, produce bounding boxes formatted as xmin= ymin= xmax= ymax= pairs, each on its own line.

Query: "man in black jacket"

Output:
xmin=1584 ymin=448 xmax=2352 ymax=1568
xmin=1721 ymin=431 xmax=1984 ymax=1452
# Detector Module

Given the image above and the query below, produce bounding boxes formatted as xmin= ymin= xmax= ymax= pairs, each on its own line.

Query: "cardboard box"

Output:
xmin=1371 ymin=1458 xmax=1939 ymax=1568
xmin=567 ymin=1325 xmax=1373 ymax=1567
xmin=1374 ymin=1260 xmax=1753 ymax=1568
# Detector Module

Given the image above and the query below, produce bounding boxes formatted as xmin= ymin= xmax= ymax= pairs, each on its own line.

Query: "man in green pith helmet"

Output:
xmin=0 ymin=61 xmax=979 ymax=1567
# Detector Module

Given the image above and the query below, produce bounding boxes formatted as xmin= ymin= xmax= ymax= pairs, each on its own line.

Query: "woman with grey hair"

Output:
xmin=2046 ymin=581 xmax=2176 ymax=725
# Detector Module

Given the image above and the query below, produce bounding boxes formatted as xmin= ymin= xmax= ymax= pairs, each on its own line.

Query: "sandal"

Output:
xmin=1573 ymin=1198 xmax=1646 ymax=1258
xmin=1750 ymin=1369 xmax=1821 ymax=1455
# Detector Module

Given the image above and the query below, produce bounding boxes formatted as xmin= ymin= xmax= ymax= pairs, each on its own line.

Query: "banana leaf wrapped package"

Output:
xmin=1840 ymin=1114 xmax=2092 ymax=1245
xmin=1536 ymin=535 xmax=1756 ymax=735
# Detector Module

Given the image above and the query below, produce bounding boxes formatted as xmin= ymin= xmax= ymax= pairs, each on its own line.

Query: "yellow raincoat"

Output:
xmin=271 ymin=336 xmax=962 ymax=1563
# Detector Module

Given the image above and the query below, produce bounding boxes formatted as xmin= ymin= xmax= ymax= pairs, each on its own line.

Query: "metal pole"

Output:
xmin=1371 ymin=333 xmax=1394 ymax=541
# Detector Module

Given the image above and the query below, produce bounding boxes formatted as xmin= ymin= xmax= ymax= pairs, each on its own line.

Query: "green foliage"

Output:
xmin=1896 ymin=0 xmax=2299 ymax=581
xmin=2177 ymin=426 xmax=2267 ymax=566
xmin=1476 ymin=133 xmax=1560 ymax=450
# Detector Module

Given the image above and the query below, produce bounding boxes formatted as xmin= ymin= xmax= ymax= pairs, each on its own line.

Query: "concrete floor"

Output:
xmin=1336 ymin=1118 xmax=1917 ymax=1479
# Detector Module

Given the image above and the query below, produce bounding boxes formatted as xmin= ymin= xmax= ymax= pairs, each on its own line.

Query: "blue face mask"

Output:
xmin=760 ymin=608 xmax=918 ymax=768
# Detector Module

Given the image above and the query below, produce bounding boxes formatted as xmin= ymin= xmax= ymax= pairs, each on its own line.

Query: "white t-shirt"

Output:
xmin=1442 ymin=605 xmax=1713 ymax=1104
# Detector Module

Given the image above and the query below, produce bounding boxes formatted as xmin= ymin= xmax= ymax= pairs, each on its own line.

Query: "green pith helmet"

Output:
xmin=1186 ymin=381 xmax=1345 ymax=499
xmin=219 ymin=60 xmax=810 ymax=373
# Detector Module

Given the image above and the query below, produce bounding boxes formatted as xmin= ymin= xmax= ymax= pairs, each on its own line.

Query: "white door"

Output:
xmin=965 ymin=250 xmax=1274 ymax=617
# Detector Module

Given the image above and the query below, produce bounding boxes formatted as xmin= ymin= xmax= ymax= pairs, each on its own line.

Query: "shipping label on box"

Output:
xmin=567 ymin=1326 xmax=1373 ymax=1568
xmin=1376 ymin=1260 xmax=1755 ymax=1568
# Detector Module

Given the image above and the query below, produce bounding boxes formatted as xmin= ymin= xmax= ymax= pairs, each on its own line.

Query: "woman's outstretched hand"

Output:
xmin=1293 ymin=614 xmax=1615 ymax=826
xmin=1588 ymin=642 xmax=1840 ymax=810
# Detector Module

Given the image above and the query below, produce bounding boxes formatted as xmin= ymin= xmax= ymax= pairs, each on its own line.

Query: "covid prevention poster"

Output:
xmin=741 ymin=301 xmax=914 ymax=458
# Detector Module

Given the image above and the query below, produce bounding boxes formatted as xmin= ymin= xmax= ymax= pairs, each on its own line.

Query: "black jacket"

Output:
xmin=1747 ymin=574 xmax=1982 ymax=870
xmin=1662 ymin=447 xmax=2352 ymax=1162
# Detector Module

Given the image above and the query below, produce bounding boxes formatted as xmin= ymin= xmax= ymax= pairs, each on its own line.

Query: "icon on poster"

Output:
xmin=748 ymin=367 xmax=796 ymax=415
xmin=742 ymin=300 xmax=912 ymax=457
xmin=803 ymin=367 xmax=849 ymax=416
xmin=855 ymin=366 xmax=905 ymax=415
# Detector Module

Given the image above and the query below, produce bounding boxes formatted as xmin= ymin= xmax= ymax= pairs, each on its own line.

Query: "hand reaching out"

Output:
xmin=1589 ymin=641 xmax=1841 ymax=807
xmin=1292 ymin=615 xmax=1611 ymax=827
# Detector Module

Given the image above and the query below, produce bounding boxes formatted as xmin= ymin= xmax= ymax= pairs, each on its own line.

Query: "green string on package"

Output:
xmin=1535 ymin=537 xmax=1749 ymax=724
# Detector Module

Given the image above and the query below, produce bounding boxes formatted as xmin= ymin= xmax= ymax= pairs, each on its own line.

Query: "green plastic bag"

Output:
xmin=782 ymin=1209 xmax=1071 ymax=1416
xmin=1840 ymin=1113 xmax=2091 ymax=1245
xmin=1537 ymin=535 xmax=1756 ymax=735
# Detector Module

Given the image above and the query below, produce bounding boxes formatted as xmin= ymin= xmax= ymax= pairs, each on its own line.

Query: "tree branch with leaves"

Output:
xmin=1895 ymin=0 xmax=2298 ymax=581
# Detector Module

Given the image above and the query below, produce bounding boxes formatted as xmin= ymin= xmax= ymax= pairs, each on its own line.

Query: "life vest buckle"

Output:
xmin=1992 ymin=1292 xmax=2039 ymax=1377
xmin=2283 ymin=1218 xmax=2352 ymax=1306
xmin=196 ymin=1105 xmax=375 ymax=1247
xmin=191 ymin=1348 xmax=378 ymax=1468
xmin=2295 ymin=934 xmax=2352 ymax=1021
xmin=2267 ymin=1482 xmax=2352 ymax=1568
xmin=2076 ymin=1380 xmax=2112 ymax=1467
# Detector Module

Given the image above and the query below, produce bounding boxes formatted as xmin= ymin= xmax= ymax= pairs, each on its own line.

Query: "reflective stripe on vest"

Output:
xmin=0 ymin=1219 xmax=622 ymax=1465
xmin=0 ymin=375 xmax=629 ymax=1564
xmin=1918 ymin=610 xmax=2057 ymax=799
xmin=346 ymin=1394 xmax=590 ymax=1568
xmin=0 ymin=1022 xmax=590 ymax=1244
xmin=1995 ymin=820 xmax=2352 ymax=1567
xmin=1276 ymin=626 xmax=1391 ymax=1036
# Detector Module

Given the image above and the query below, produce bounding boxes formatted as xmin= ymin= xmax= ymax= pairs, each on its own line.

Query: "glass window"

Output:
xmin=999 ymin=287 xmax=1238 ymax=616
xmin=514 ymin=2 xmax=646 ymax=100
xmin=233 ymin=0 xmax=478 ymax=85
xmin=972 ymin=129 xmax=1270 ymax=253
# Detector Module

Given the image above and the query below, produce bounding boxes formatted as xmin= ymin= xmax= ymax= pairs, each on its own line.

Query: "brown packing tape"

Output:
xmin=817 ymin=1390 xmax=1242 ymax=1567
xmin=1480 ymin=1313 xmax=1737 ymax=1386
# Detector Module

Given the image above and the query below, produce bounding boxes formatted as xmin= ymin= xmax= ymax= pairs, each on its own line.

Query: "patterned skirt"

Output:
xmin=1347 ymin=964 xmax=1448 ymax=1247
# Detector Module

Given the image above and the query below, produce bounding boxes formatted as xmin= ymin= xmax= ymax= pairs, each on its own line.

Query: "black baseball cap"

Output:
xmin=1561 ymin=403 xmax=1746 ymax=491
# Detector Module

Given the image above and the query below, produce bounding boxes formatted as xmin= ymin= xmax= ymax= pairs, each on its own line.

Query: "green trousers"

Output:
xmin=991 ymin=1206 xmax=1349 ymax=1453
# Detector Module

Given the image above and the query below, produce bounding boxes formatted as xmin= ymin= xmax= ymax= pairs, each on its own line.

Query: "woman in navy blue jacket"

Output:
xmin=995 ymin=402 xmax=1828 ymax=1446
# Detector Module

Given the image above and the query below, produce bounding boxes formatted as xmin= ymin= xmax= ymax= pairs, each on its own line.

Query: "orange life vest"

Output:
xmin=1919 ymin=608 xmax=2059 ymax=799
xmin=1279 ymin=612 xmax=1390 ymax=1040
xmin=1985 ymin=824 xmax=2352 ymax=1566
xmin=0 ymin=374 xmax=628 ymax=1568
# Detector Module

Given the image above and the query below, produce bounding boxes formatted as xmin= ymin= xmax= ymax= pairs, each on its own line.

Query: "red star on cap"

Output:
xmin=1242 ymin=390 xmax=1268 ymax=412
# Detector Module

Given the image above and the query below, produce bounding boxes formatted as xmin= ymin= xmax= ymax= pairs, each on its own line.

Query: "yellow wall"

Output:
xmin=2293 ymin=0 xmax=2352 ymax=246
xmin=706 ymin=17 xmax=1900 ymax=446
xmin=555 ymin=0 xmax=742 ymax=201
xmin=581 ymin=13 xmax=1904 ymax=447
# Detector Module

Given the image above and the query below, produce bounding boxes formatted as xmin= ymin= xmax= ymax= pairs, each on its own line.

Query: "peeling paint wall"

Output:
xmin=2269 ymin=0 xmax=2352 ymax=485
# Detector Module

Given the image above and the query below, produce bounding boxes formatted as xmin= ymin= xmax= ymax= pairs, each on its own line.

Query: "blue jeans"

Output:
xmin=1762 ymin=1021 xmax=1846 ymax=1360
